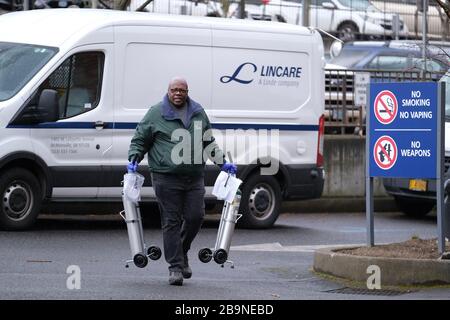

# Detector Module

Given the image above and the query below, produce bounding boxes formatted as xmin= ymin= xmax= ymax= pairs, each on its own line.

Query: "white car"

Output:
xmin=262 ymin=0 xmax=409 ymax=41
xmin=371 ymin=0 xmax=450 ymax=40
xmin=128 ymin=0 xmax=222 ymax=16
xmin=227 ymin=2 xmax=288 ymax=21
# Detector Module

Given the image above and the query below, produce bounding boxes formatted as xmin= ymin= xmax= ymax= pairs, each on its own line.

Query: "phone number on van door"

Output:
xmin=50 ymin=136 xmax=94 ymax=154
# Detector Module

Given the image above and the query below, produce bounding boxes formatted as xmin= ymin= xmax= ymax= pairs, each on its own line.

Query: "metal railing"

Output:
xmin=324 ymin=68 xmax=446 ymax=135
xmin=2 ymin=0 xmax=449 ymax=41
xmin=261 ymin=0 xmax=450 ymax=41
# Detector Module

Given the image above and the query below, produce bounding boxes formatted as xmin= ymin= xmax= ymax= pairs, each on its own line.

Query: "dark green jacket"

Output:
xmin=128 ymin=95 xmax=225 ymax=176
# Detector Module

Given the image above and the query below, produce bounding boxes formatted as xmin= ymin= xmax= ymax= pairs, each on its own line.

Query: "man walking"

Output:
xmin=127 ymin=77 xmax=236 ymax=286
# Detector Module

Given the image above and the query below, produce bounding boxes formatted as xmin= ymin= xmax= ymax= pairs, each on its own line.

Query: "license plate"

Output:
xmin=409 ymin=179 xmax=427 ymax=192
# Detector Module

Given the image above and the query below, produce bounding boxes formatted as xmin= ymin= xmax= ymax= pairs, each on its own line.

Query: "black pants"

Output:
xmin=151 ymin=172 xmax=205 ymax=272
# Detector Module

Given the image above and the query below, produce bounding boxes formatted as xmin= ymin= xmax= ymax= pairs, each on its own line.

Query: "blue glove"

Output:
xmin=127 ymin=161 xmax=138 ymax=173
xmin=221 ymin=162 xmax=237 ymax=175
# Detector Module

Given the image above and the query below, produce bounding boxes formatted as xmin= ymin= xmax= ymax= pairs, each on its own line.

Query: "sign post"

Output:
xmin=365 ymin=84 xmax=374 ymax=246
xmin=367 ymin=82 xmax=445 ymax=253
xmin=354 ymin=72 xmax=370 ymax=108
xmin=436 ymin=82 xmax=445 ymax=254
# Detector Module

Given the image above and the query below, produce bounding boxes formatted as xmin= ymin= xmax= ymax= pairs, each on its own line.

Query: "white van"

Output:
xmin=0 ymin=9 xmax=325 ymax=230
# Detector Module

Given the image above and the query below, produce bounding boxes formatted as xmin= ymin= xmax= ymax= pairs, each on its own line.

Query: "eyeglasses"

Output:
xmin=170 ymin=88 xmax=188 ymax=94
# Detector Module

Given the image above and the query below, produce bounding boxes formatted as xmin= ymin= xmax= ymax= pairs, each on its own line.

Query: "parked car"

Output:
xmin=260 ymin=0 xmax=409 ymax=41
xmin=0 ymin=0 xmax=21 ymax=11
xmin=328 ymin=40 xmax=450 ymax=74
xmin=328 ymin=41 xmax=449 ymax=216
xmin=128 ymin=0 xmax=222 ymax=16
xmin=371 ymin=0 xmax=450 ymax=40
xmin=34 ymin=0 xmax=91 ymax=8
xmin=324 ymin=40 xmax=449 ymax=132
xmin=382 ymin=69 xmax=450 ymax=217
xmin=228 ymin=3 xmax=288 ymax=21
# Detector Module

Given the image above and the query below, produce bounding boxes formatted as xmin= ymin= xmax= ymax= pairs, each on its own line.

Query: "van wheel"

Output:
xmin=0 ymin=168 xmax=42 ymax=230
xmin=394 ymin=197 xmax=434 ymax=218
xmin=239 ymin=174 xmax=281 ymax=229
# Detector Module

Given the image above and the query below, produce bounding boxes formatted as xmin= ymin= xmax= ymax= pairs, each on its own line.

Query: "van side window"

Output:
xmin=40 ymin=51 xmax=104 ymax=119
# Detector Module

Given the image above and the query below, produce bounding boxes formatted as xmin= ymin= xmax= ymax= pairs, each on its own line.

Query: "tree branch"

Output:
xmin=135 ymin=0 xmax=153 ymax=11
xmin=436 ymin=0 xmax=450 ymax=19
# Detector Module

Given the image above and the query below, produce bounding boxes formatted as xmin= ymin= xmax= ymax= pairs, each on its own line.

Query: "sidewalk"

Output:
xmin=282 ymin=196 xmax=398 ymax=213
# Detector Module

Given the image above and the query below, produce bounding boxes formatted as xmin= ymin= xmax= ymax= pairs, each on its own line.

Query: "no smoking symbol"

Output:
xmin=374 ymin=90 xmax=398 ymax=124
xmin=373 ymin=136 xmax=398 ymax=170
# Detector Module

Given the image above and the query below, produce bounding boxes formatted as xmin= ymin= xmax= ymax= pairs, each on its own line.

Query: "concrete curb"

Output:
xmin=313 ymin=247 xmax=450 ymax=286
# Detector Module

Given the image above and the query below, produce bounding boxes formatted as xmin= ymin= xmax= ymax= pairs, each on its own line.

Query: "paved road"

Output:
xmin=0 ymin=210 xmax=448 ymax=302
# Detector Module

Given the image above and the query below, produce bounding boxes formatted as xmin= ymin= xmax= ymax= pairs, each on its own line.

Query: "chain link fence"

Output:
xmin=2 ymin=0 xmax=448 ymax=39
xmin=324 ymin=68 xmax=446 ymax=135
xmin=2 ymin=0 xmax=448 ymax=135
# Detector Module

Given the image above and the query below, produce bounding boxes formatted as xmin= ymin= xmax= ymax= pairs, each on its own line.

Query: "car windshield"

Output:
xmin=338 ymin=0 xmax=375 ymax=10
xmin=0 ymin=42 xmax=58 ymax=101
xmin=328 ymin=48 xmax=371 ymax=68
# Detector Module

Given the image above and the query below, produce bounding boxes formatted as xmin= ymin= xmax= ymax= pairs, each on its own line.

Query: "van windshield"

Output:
xmin=0 ymin=42 xmax=58 ymax=101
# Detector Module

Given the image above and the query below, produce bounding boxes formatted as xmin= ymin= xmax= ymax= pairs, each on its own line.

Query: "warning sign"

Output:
xmin=374 ymin=90 xmax=398 ymax=124
xmin=370 ymin=82 xmax=439 ymax=178
xmin=373 ymin=135 xmax=398 ymax=170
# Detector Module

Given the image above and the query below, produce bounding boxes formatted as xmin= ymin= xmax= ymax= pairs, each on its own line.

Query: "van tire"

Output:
xmin=0 ymin=168 xmax=42 ymax=230
xmin=239 ymin=174 xmax=281 ymax=229
xmin=394 ymin=196 xmax=434 ymax=218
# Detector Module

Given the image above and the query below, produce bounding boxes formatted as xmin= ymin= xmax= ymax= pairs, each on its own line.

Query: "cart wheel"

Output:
xmin=147 ymin=246 xmax=162 ymax=261
xmin=133 ymin=253 xmax=148 ymax=268
xmin=213 ymin=249 xmax=228 ymax=265
xmin=198 ymin=248 xmax=212 ymax=263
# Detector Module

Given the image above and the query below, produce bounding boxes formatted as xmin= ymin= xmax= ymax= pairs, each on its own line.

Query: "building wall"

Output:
xmin=323 ymin=135 xmax=388 ymax=197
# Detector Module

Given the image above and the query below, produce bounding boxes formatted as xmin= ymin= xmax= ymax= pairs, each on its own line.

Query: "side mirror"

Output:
xmin=9 ymin=89 xmax=59 ymax=125
xmin=329 ymin=40 xmax=343 ymax=59
xmin=37 ymin=89 xmax=59 ymax=123
xmin=322 ymin=2 xmax=336 ymax=9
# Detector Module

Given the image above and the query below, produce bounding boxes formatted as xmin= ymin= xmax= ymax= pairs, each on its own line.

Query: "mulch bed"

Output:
xmin=337 ymin=238 xmax=450 ymax=260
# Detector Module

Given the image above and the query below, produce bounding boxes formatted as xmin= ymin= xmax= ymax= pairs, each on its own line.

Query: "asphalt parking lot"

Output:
xmin=0 ymin=210 xmax=448 ymax=301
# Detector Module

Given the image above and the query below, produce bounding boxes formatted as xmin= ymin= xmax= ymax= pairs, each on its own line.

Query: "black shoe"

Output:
xmin=169 ymin=271 xmax=183 ymax=286
xmin=182 ymin=254 xmax=192 ymax=279
xmin=182 ymin=265 xmax=192 ymax=279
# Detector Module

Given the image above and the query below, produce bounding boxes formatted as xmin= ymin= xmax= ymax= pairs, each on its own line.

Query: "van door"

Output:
xmin=106 ymin=25 xmax=212 ymax=199
xmin=12 ymin=47 xmax=113 ymax=199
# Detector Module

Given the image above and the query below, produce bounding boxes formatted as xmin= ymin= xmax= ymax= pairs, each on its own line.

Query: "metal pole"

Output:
xmin=302 ymin=0 xmax=310 ymax=27
xmin=393 ymin=13 xmax=400 ymax=40
xmin=239 ymin=0 xmax=245 ymax=19
xmin=422 ymin=0 xmax=428 ymax=78
xmin=437 ymin=82 xmax=446 ymax=254
xmin=365 ymin=84 xmax=374 ymax=247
